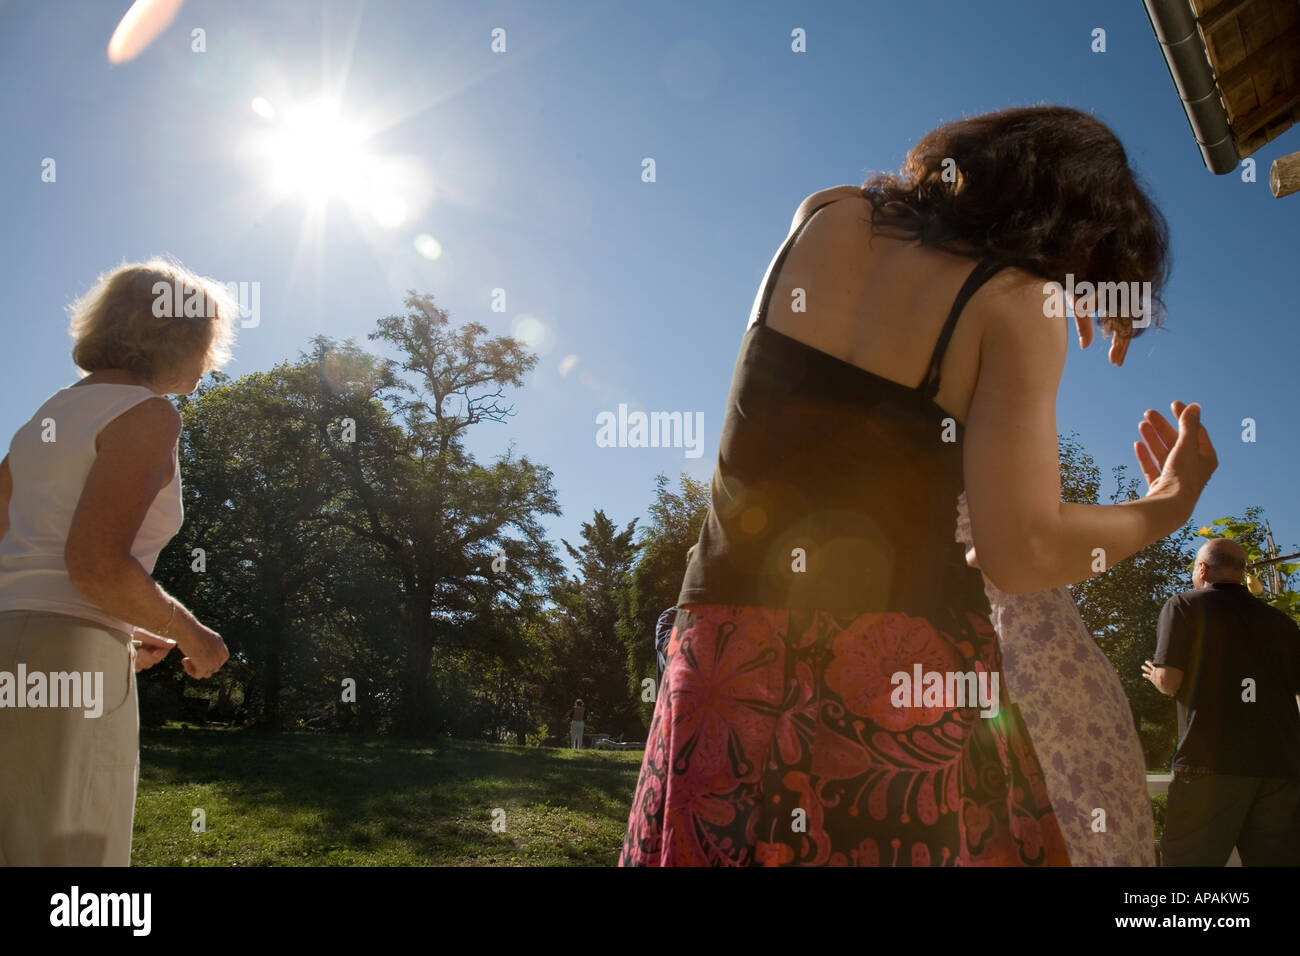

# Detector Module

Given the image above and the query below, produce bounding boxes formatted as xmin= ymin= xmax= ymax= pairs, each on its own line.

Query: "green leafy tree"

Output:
xmin=617 ymin=472 xmax=711 ymax=726
xmin=150 ymin=347 xmax=409 ymax=726
xmin=324 ymin=294 xmax=562 ymax=735
xmin=1062 ymin=434 xmax=1197 ymax=769
xmin=148 ymin=302 xmax=563 ymax=741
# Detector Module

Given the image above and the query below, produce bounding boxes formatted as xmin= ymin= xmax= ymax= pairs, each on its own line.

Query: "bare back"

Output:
xmin=747 ymin=185 xmax=1022 ymax=427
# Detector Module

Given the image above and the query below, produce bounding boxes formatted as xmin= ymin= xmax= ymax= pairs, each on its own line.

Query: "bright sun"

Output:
xmin=255 ymin=95 xmax=408 ymax=228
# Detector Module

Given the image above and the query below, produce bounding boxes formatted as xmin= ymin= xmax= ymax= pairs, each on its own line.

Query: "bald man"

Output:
xmin=1144 ymin=538 xmax=1300 ymax=866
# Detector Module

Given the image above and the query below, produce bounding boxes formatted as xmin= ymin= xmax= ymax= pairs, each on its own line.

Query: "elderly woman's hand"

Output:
xmin=175 ymin=619 xmax=229 ymax=680
xmin=131 ymin=628 xmax=177 ymax=672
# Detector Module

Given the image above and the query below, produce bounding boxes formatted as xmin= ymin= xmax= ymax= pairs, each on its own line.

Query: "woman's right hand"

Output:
xmin=1133 ymin=401 xmax=1218 ymax=524
xmin=175 ymin=619 xmax=229 ymax=679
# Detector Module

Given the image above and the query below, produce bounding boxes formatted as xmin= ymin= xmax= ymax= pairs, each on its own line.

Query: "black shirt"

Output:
xmin=1154 ymin=582 xmax=1300 ymax=778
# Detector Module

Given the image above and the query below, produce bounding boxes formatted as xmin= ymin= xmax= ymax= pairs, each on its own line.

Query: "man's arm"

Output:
xmin=1147 ymin=596 xmax=1188 ymax=696
xmin=1143 ymin=661 xmax=1184 ymax=696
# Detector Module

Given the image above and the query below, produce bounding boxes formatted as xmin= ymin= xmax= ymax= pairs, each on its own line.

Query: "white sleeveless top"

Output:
xmin=0 ymin=383 xmax=184 ymax=636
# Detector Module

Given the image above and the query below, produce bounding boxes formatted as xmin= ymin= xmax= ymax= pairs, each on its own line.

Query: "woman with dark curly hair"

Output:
xmin=619 ymin=105 xmax=1217 ymax=866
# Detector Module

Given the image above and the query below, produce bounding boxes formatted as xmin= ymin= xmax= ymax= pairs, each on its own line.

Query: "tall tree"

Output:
xmin=326 ymin=294 xmax=562 ymax=734
xmin=548 ymin=510 xmax=641 ymax=738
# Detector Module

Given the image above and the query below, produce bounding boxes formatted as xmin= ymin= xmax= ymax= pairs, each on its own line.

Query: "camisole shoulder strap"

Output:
xmin=753 ymin=194 xmax=1005 ymax=402
xmin=915 ymin=257 xmax=1005 ymax=401
xmin=753 ymin=197 xmax=848 ymax=329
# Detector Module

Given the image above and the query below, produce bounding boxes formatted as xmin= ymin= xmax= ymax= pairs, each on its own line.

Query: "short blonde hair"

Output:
xmin=68 ymin=258 xmax=239 ymax=381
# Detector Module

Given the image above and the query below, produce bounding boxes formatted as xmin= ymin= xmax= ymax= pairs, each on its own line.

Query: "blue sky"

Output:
xmin=1 ymin=0 xmax=1297 ymax=579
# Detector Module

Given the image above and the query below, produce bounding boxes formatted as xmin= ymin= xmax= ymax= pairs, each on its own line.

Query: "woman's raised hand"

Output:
xmin=1133 ymin=401 xmax=1218 ymax=518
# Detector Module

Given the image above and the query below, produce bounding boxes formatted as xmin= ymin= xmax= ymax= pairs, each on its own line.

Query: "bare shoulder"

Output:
xmin=979 ymin=267 xmax=1066 ymax=347
xmin=790 ymin=185 xmax=868 ymax=231
xmin=120 ymin=395 xmax=182 ymax=433
xmin=98 ymin=396 xmax=183 ymax=453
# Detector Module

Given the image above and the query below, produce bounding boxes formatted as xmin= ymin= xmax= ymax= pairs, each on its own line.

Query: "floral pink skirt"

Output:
xmin=618 ymin=603 xmax=1071 ymax=866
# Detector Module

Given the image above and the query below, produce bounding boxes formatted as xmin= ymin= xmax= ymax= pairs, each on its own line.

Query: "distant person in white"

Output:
xmin=570 ymin=699 xmax=585 ymax=749
xmin=0 ymin=259 xmax=234 ymax=866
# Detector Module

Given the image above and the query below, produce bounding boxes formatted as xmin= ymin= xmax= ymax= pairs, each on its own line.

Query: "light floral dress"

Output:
xmin=956 ymin=492 xmax=1155 ymax=866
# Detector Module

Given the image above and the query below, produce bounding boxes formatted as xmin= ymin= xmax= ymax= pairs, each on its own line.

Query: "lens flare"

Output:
xmin=414 ymin=234 xmax=442 ymax=259
xmin=250 ymin=96 xmax=276 ymax=120
xmin=510 ymin=314 xmax=548 ymax=352
xmin=107 ymin=0 xmax=185 ymax=64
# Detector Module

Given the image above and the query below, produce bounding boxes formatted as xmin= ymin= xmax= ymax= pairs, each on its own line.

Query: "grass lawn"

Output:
xmin=133 ymin=725 xmax=643 ymax=866
xmin=133 ymin=725 xmax=1170 ymax=865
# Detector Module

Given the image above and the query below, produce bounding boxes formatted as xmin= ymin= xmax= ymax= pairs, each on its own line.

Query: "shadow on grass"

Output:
xmin=135 ymin=727 xmax=645 ymax=867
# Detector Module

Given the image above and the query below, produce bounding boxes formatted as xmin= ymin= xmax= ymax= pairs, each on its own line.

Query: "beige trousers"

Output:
xmin=0 ymin=610 xmax=138 ymax=866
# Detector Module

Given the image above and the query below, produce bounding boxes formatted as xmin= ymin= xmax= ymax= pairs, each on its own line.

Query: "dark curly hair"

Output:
xmin=861 ymin=105 xmax=1170 ymax=336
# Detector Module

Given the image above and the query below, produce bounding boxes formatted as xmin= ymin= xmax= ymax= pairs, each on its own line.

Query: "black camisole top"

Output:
xmin=677 ymin=194 xmax=1005 ymax=617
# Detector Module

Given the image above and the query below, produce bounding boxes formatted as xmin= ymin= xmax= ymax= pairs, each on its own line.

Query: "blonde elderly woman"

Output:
xmin=0 ymin=259 xmax=234 ymax=866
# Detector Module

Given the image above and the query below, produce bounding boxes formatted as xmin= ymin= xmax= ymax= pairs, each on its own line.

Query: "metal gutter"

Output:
xmin=1143 ymin=0 xmax=1240 ymax=174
